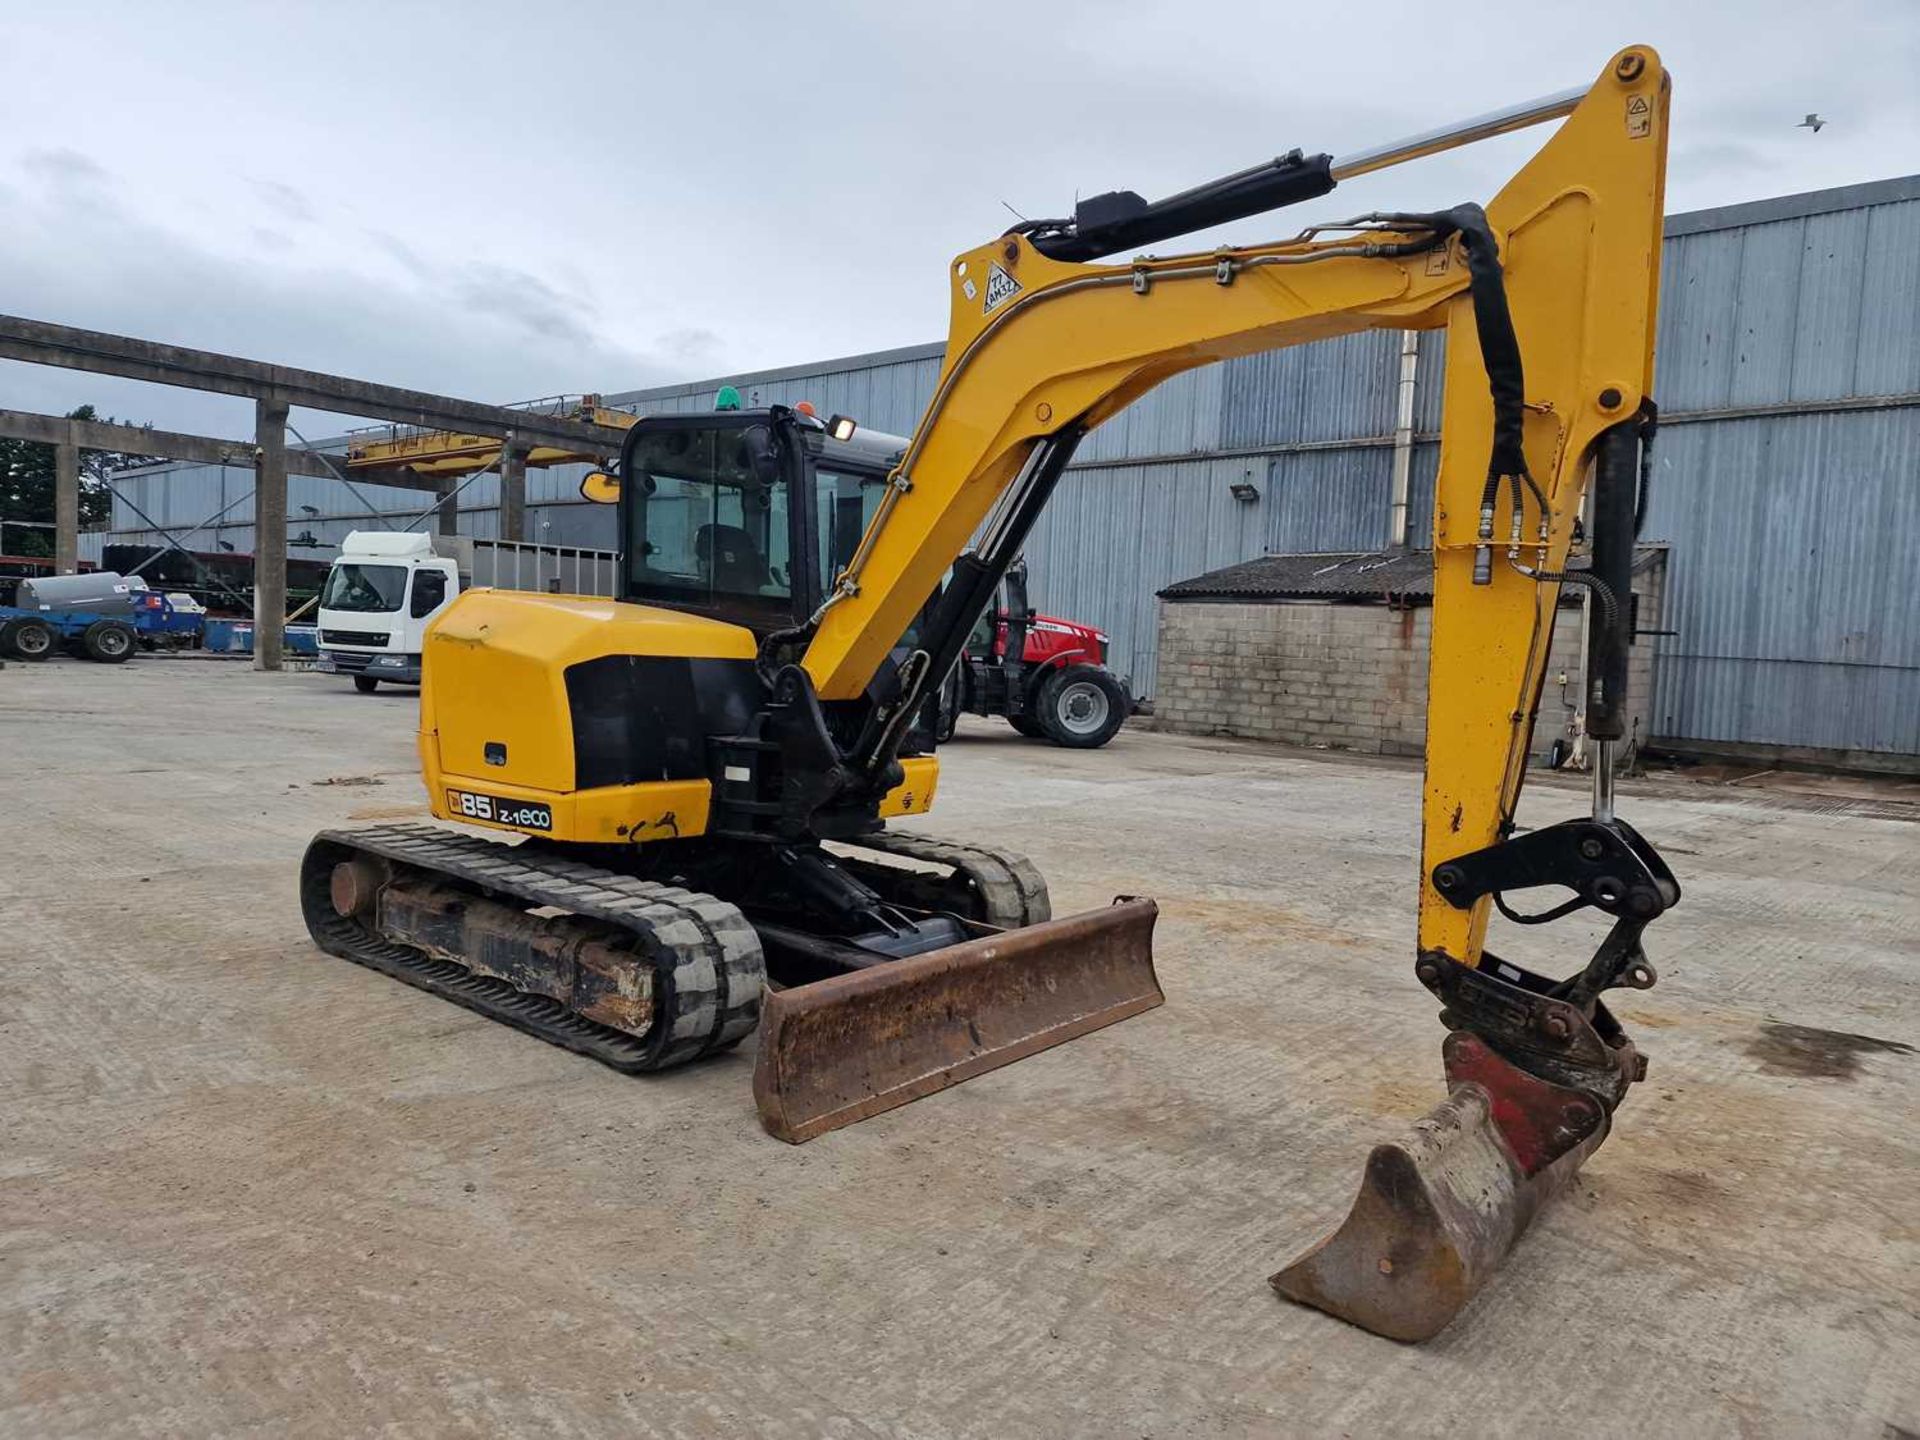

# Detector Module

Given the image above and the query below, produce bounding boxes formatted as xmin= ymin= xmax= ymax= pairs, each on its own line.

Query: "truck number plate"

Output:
xmin=447 ymin=788 xmax=552 ymax=831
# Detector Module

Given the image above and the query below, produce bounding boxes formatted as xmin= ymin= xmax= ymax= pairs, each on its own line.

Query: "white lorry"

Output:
xmin=315 ymin=530 xmax=618 ymax=691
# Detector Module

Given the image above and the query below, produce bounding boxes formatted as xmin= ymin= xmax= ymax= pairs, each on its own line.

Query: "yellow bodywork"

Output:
xmin=799 ymin=47 xmax=1668 ymax=972
xmin=410 ymin=47 xmax=1665 ymax=981
xmin=417 ymin=587 xmax=938 ymax=844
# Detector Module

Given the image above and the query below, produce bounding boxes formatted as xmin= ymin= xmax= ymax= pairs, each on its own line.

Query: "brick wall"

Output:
xmin=1149 ymin=555 xmax=1665 ymax=760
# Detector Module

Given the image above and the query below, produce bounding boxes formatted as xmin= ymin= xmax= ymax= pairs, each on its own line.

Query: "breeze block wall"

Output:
xmin=1149 ymin=556 xmax=1665 ymax=760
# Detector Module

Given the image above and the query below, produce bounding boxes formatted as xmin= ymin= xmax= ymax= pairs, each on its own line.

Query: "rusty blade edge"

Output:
xmin=757 ymin=987 xmax=1164 ymax=1143
xmin=753 ymin=898 xmax=1162 ymax=1144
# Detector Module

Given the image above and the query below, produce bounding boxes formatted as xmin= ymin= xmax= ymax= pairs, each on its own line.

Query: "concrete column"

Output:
xmin=436 ymin=475 xmax=460 ymax=537
xmin=499 ymin=434 xmax=528 ymax=542
xmin=253 ymin=394 xmax=290 ymax=672
xmin=53 ymin=439 xmax=80 ymax=574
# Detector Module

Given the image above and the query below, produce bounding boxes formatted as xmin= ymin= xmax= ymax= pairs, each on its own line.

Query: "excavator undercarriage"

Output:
xmin=302 ymin=822 xmax=1161 ymax=1141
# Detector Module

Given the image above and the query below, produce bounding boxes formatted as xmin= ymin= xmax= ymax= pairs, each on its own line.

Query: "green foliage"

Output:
xmin=0 ymin=404 xmax=149 ymax=554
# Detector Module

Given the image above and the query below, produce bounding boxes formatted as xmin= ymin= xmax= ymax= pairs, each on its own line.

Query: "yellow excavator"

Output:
xmin=302 ymin=47 xmax=1674 ymax=1341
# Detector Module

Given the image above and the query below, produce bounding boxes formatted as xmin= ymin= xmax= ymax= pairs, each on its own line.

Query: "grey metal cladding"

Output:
xmin=90 ymin=176 xmax=1920 ymax=758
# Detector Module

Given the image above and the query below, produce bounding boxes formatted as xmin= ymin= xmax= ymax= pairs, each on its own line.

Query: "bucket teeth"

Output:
xmin=753 ymin=898 xmax=1161 ymax=1143
xmin=1272 ymin=1033 xmax=1609 ymax=1342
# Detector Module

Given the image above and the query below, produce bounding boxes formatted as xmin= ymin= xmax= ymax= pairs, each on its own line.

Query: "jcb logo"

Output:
xmin=450 ymin=789 xmax=494 ymax=821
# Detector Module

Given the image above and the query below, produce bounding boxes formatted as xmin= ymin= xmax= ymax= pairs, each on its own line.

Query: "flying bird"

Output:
xmin=1797 ymin=113 xmax=1826 ymax=133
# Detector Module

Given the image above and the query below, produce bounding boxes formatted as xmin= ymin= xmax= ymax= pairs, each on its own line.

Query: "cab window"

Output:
xmin=815 ymin=466 xmax=886 ymax=590
xmin=626 ymin=422 xmax=796 ymax=622
xmin=814 ymin=464 xmax=930 ymax=651
xmin=322 ymin=563 xmax=406 ymax=613
xmin=410 ymin=568 xmax=448 ymax=618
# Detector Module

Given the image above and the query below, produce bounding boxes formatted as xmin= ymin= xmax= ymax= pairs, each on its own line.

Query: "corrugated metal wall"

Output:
xmin=1638 ymin=184 xmax=1920 ymax=756
xmin=91 ymin=177 xmax=1920 ymax=758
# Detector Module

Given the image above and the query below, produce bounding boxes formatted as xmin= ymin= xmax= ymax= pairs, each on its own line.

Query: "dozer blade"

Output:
xmin=753 ymin=898 xmax=1161 ymax=1143
xmin=1272 ymin=1032 xmax=1610 ymax=1342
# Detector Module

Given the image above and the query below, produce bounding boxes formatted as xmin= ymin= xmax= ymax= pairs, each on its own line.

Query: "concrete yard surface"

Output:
xmin=2 ymin=658 xmax=1915 ymax=1437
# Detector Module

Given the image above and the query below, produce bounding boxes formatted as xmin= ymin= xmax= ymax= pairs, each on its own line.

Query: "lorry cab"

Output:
xmin=316 ymin=531 xmax=459 ymax=691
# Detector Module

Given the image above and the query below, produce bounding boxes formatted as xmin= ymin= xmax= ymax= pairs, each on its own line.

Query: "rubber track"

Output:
xmin=839 ymin=830 xmax=1051 ymax=928
xmin=301 ymin=824 xmax=764 ymax=1072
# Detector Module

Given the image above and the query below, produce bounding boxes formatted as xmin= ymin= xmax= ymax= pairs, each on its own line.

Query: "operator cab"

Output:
xmin=608 ymin=405 xmax=911 ymax=638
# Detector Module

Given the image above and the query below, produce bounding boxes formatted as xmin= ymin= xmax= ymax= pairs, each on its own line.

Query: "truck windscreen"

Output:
xmin=322 ymin=563 xmax=407 ymax=613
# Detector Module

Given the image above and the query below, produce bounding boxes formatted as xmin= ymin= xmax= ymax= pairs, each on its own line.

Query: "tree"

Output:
xmin=0 ymin=404 xmax=152 ymax=555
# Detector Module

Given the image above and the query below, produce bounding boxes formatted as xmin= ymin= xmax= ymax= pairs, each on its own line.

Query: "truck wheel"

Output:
xmin=1037 ymin=665 xmax=1128 ymax=748
xmin=7 ymin=618 xmax=55 ymax=662
xmin=354 ymin=675 xmax=379 ymax=693
xmin=82 ymin=619 xmax=137 ymax=663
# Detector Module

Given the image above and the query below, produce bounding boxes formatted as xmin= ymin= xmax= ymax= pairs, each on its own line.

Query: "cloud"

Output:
xmin=1671 ymin=142 xmax=1772 ymax=179
xmin=0 ymin=178 xmax=680 ymax=438
xmin=366 ymin=230 xmax=431 ymax=281
xmin=2 ymin=0 xmax=1915 ymax=445
xmin=658 ymin=327 xmax=722 ymax=364
xmin=451 ymin=263 xmax=597 ymax=348
xmin=249 ymin=178 xmax=315 ymax=224
xmin=19 ymin=147 xmax=109 ymax=186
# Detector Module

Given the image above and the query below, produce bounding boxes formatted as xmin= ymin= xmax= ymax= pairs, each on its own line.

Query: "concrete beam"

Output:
xmin=0 ymin=407 xmax=424 ymax=486
xmin=54 ymin=442 xmax=79 ymax=574
xmin=0 ymin=316 xmax=628 ymax=453
xmin=499 ymin=438 xmax=529 ymax=542
xmin=253 ymin=395 xmax=290 ymax=673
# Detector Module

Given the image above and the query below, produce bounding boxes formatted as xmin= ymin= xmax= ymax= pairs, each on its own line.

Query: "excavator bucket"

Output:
xmin=753 ymin=898 xmax=1161 ymax=1142
xmin=1272 ymin=1032 xmax=1611 ymax=1341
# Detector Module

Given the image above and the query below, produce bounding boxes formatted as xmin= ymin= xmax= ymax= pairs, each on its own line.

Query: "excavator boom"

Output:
xmin=776 ymin=45 xmax=1672 ymax=1338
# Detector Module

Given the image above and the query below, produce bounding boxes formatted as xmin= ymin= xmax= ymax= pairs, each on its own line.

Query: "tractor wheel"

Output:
xmin=354 ymin=675 xmax=380 ymax=693
xmin=82 ymin=619 xmax=137 ymax=663
xmin=1037 ymin=665 xmax=1129 ymax=749
xmin=7 ymin=618 xmax=55 ymax=662
xmin=1007 ymin=714 xmax=1046 ymax=739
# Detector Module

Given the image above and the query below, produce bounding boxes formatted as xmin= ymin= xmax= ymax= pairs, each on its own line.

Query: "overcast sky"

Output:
xmin=2 ymin=1 xmax=1915 ymax=440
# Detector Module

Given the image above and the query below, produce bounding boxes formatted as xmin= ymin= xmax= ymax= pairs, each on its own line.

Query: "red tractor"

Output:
xmin=935 ymin=559 xmax=1132 ymax=748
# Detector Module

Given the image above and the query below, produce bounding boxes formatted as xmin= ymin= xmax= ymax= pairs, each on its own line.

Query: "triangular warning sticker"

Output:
xmin=983 ymin=262 xmax=1023 ymax=313
xmin=1625 ymin=93 xmax=1652 ymax=138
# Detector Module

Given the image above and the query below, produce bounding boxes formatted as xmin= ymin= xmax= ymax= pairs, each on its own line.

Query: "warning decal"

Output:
xmin=1625 ymin=94 xmax=1651 ymax=139
xmin=983 ymin=262 xmax=1023 ymax=313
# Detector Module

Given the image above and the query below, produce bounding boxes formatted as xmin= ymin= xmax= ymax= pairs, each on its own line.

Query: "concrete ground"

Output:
xmin=2 ymin=655 xmax=1915 ymax=1439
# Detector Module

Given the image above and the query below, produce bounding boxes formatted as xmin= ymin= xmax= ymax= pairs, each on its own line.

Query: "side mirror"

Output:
xmin=739 ymin=423 xmax=783 ymax=488
xmin=580 ymin=470 xmax=621 ymax=504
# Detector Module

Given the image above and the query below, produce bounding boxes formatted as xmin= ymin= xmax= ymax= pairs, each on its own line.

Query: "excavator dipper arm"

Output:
xmin=793 ymin=46 xmax=1672 ymax=1340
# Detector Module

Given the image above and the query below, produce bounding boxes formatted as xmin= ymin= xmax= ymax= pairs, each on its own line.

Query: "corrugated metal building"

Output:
xmin=89 ymin=174 xmax=1920 ymax=766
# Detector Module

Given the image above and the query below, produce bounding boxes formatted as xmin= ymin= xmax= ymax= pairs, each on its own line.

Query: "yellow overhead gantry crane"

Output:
xmin=303 ymin=49 xmax=1675 ymax=1342
xmin=344 ymin=396 xmax=637 ymax=480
